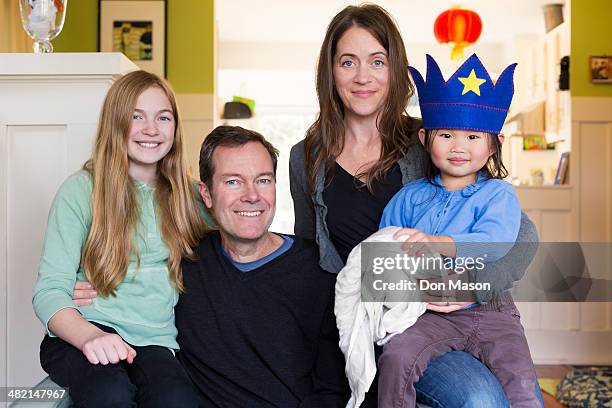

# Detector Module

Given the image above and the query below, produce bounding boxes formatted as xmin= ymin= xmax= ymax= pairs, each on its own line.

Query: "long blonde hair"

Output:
xmin=82 ymin=70 xmax=205 ymax=297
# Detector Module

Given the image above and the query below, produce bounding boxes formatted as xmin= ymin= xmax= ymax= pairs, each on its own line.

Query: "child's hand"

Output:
xmin=80 ymin=331 xmax=137 ymax=365
xmin=392 ymin=228 xmax=456 ymax=257
xmin=392 ymin=228 xmax=434 ymax=243
xmin=426 ymin=302 xmax=474 ymax=313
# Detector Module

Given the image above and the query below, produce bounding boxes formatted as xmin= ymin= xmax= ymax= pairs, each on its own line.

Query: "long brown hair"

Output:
xmin=304 ymin=4 xmax=417 ymax=192
xmin=82 ymin=70 xmax=206 ymax=297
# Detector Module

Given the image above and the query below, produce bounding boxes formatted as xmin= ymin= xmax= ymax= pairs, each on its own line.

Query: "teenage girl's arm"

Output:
xmin=48 ymin=309 xmax=136 ymax=365
xmin=32 ymin=173 xmax=136 ymax=365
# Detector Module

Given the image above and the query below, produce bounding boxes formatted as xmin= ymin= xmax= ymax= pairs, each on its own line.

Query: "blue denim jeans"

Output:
xmin=415 ymin=351 xmax=544 ymax=408
xmin=415 ymin=351 xmax=510 ymax=408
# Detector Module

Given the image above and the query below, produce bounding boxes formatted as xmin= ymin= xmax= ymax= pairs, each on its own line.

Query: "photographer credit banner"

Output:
xmin=360 ymin=242 xmax=612 ymax=303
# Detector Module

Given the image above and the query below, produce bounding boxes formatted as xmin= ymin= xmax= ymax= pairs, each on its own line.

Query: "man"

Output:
xmin=72 ymin=126 xmax=349 ymax=407
xmin=174 ymin=126 xmax=349 ymax=407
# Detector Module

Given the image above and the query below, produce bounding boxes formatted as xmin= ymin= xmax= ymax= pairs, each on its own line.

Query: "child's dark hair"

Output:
xmin=421 ymin=129 xmax=508 ymax=182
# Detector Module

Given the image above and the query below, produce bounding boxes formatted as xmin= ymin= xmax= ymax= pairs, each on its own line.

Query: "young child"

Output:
xmin=32 ymin=71 xmax=206 ymax=407
xmin=377 ymin=54 xmax=540 ymax=408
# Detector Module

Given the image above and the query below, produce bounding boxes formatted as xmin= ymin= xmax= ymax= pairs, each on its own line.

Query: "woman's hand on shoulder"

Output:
xmin=80 ymin=329 xmax=137 ymax=365
xmin=72 ymin=281 xmax=97 ymax=306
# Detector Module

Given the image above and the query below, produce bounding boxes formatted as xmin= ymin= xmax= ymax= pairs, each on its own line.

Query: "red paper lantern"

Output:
xmin=434 ymin=7 xmax=482 ymax=60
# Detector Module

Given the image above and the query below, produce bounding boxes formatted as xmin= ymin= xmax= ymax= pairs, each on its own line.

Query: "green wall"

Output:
xmin=167 ymin=1 xmax=214 ymax=93
xmin=571 ymin=0 xmax=612 ymax=97
xmin=53 ymin=0 xmax=98 ymax=52
xmin=53 ymin=0 xmax=215 ymax=94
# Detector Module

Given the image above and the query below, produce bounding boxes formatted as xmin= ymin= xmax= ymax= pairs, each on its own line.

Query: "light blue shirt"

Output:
xmin=380 ymin=173 xmax=521 ymax=262
xmin=222 ymin=234 xmax=294 ymax=272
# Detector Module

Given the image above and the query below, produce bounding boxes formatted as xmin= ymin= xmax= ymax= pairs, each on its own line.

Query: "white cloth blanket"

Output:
xmin=335 ymin=226 xmax=428 ymax=408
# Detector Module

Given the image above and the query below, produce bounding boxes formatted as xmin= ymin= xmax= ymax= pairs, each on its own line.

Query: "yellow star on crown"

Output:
xmin=458 ymin=69 xmax=486 ymax=96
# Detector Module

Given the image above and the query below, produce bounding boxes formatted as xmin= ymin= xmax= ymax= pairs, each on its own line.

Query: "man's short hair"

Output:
xmin=199 ymin=125 xmax=280 ymax=187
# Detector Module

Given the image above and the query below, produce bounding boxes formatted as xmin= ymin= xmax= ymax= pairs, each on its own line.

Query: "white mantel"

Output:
xmin=0 ymin=52 xmax=138 ymax=397
xmin=0 ymin=52 xmax=136 ymax=77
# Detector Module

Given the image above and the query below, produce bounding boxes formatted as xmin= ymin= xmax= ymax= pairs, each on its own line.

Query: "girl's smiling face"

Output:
xmin=419 ymin=128 xmax=503 ymax=189
xmin=127 ymin=86 xmax=175 ymax=182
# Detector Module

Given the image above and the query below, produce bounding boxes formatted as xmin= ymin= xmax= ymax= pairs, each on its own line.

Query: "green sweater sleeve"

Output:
xmin=32 ymin=171 xmax=93 ymax=335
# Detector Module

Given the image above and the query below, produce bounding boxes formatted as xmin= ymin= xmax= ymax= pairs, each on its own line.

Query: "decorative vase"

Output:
xmin=19 ymin=0 xmax=67 ymax=53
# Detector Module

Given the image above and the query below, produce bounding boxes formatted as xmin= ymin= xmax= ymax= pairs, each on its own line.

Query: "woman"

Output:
xmin=32 ymin=71 xmax=205 ymax=407
xmin=289 ymin=4 xmax=538 ymax=407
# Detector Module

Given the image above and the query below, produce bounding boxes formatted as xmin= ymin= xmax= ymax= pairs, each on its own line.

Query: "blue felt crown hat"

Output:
xmin=408 ymin=54 xmax=517 ymax=134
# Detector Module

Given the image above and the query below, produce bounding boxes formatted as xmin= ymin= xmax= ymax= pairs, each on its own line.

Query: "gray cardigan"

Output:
xmin=289 ymin=138 xmax=539 ymax=303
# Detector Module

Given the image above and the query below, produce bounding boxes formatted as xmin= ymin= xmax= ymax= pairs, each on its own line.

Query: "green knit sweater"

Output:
xmin=32 ymin=170 xmax=206 ymax=349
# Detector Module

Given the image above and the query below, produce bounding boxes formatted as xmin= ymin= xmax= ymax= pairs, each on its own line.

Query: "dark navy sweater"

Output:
xmin=176 ymin=231 xmax=349 ymax=407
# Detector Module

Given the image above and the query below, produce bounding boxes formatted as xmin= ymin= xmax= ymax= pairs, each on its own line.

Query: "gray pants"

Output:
xmin=378 ymin=293 xmax=539 ymax=408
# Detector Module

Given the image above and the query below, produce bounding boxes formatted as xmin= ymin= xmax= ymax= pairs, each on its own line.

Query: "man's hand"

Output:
xmin=80 ymin=330 xmax=137 ymax=365
xmin=73 ymin=281 xmax=97 ymax=306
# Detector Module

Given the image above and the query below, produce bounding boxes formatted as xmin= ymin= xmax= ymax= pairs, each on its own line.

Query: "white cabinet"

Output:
xmin=0 ymin=53 xmax=137 ymax=401
xmin=544 ymin=24 xmax=570 ymax=142
xmin=513 ymin=97 xmax=612 ymax=365
xmin=513 ymin=23 xmax=570 ymax=142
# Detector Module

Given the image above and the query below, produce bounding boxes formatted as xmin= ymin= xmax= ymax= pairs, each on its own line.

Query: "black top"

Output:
xmin=175 ymin=231 xmax=349 ymax=408
xmin=323 ymin=163 xmax=404 ymax=263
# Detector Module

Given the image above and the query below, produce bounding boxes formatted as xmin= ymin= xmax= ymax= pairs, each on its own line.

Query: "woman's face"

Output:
xmin=333 ymin=26 xmax=390 ymax=121
xmin=126 ymin=86 xmax=175 ymax=182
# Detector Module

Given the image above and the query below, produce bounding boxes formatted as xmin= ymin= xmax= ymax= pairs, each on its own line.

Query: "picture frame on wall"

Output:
xmin=589 ymin=56 xmax=612 ymax=84
xmin=554 ymin=152 xmax=570 ymax=184
xmin=99 ymin=0 xmax=167 ymax=77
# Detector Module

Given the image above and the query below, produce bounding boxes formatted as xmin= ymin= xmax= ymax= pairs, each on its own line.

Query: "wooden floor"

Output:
xmin=535 ymin=365 xmax=573 ymax=379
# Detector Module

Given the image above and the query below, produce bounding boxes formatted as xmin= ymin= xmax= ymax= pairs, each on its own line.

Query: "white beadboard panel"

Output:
xmin=0 ymin=125 xmax=8 ymax=395
xmin=580 ymin=303 xmax=612 ymax=331
xmin=526 ymin=328 xmax=612 ymax=364
xmin=516 ymin=302 xmax=541 ymax=330
xmin=0 ymin=81 xmax=110 ymax=125
xmin=540 ymin=211 xmax=573 ymax=241
xmin=7 ymin=125 xmax=70 ymax=388
xmin=175 ymin=93 xmax=216 ymax=179
xmin=516 ymin=186 xmax=572 ymax=211
xmin=580 ymin=243 xmax=612 ymax=285
xmin=182 ymin=119 xmax=215 ymax=178
xmin=578 ymin=121 xmax=612 ymax=242
xmin=66 ymin=124 xmax=98 ymax=171
xmin=572 ymin=97 xmax=612 ymax=123
xmin=539 ymin=302 xmax=578 ymax=331
xmin=569 ymin=303 xmax=581 ymax=331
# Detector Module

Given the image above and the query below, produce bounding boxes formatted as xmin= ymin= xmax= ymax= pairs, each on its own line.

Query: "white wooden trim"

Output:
xmin=0 ymin=52 xmax=136 ymax=76
xmin=526 ymin=329 xmax=612 ymax=365
xmin=175 ymin=93 xmax=216 ymax=177
xmin=0 ymin=123 xmax=8 ymax=399
xmin=572 ymin=97 xmax=612 ymax=123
